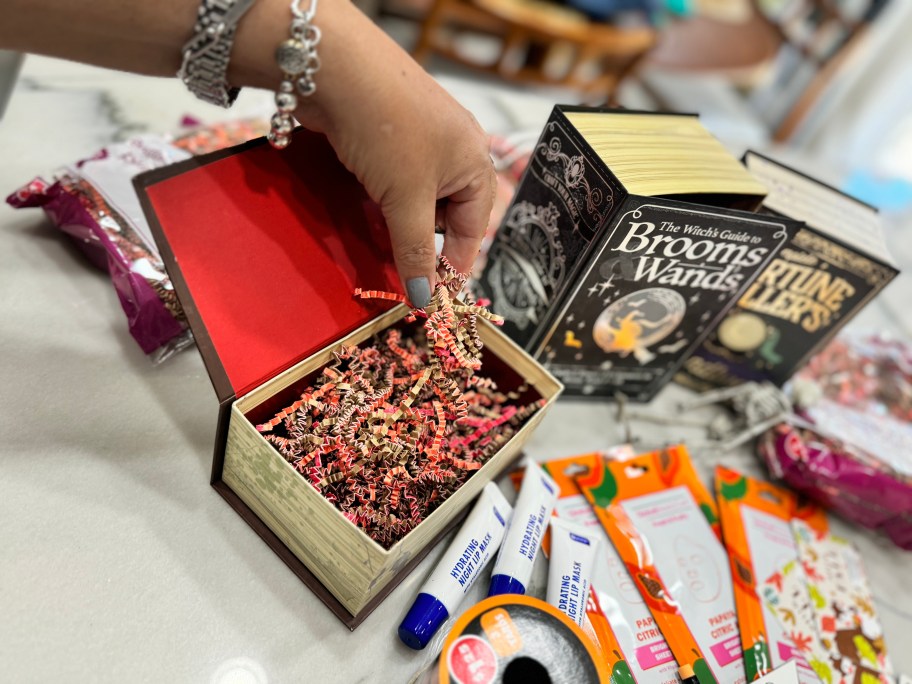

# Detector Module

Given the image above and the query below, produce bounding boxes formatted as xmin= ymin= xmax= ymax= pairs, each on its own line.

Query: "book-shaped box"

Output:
xmin=475 ymin=106 xmax=803 ymax=401
xmin=133 ymin=131 xmax=561 ymax=629
xmin=677 ymin=151 xmax=899 ymax=390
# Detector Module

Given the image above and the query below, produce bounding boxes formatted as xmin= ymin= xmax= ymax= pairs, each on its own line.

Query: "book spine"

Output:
xmin=475 ymin=107 xmax=625 ymax=351
xmin=677 ymin=227 xmax=898 ymax=390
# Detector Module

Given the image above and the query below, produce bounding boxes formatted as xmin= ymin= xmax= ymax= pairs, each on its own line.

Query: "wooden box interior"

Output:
xmin=132 ymin=130 xmax=564 ymax=625
xmin=223 ymin=306 xmax=561 ymax=616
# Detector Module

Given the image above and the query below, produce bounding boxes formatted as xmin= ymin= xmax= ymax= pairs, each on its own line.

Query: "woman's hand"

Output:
xmin=0 ymin=0 xmax=495 ymax=309
xmin=236 ymin=0 xmax=496 ymax=307
xmin=295 ymin=1 xmax=495 ymax=308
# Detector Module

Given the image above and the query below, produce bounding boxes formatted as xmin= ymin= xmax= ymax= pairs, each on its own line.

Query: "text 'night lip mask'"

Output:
xmin=540 ymin=452 xmax=676 ymax=684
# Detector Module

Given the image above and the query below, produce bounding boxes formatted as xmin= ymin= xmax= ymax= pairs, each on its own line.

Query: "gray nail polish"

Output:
xmin=406 ymin=277 xmax=432 ymax=309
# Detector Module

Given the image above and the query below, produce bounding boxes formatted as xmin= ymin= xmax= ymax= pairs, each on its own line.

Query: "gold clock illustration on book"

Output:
xmin=717 ymin=311 xmax=767 ymax=352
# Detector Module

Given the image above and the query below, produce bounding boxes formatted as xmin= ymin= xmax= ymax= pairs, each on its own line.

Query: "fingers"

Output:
xmin=382 ymin=190 xmax=438 ymax=309
xmin=439 ymin=165 xmax=497 ymax=276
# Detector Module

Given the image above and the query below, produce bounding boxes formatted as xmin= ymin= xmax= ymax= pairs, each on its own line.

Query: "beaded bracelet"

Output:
xmin=268 ymin=0 xmax=321 ymax=149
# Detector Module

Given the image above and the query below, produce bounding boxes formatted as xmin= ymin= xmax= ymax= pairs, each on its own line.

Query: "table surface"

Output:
xmin=2 ymin=56 xmax=911 ymax=684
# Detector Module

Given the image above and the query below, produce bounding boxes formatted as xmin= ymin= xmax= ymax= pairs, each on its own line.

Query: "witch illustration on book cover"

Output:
xmin=542 ymin=266 xmax=698 ymax=400
xmin=593 ymin=288 xmax=687 ymax=364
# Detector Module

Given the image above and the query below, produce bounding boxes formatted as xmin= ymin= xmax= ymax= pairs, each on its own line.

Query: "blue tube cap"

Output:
xmin=488 ymin=574 xmax=527 ymax=597
xmin=398 ymin=593 xmax=449 ymax=650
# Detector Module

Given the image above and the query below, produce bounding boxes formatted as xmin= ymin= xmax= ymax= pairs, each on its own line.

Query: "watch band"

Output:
xmin=178 ymin=0 xmax=257 ymax=108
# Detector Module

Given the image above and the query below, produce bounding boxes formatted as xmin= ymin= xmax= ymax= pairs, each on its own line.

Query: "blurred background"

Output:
xmin=361 ymin=0 xmax=912 ymax=220
xmin=4 ymin=0 xmax=911 ymax=363
xmin=3 ymin=0 xmax=911 ymax=216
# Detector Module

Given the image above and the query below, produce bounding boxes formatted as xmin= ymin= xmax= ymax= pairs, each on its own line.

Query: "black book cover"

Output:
xmin=677 ymin=152 xmax=899 ymax=390
xmin=534 ymin=196 xmax=800 ymax=401
xmin=678 ymin=223 xmax=898 ymax=390
xmin=476 ymin=107 xmax=800 ymax=401
xmin=475 ymin=107 xmax=627 ymax=348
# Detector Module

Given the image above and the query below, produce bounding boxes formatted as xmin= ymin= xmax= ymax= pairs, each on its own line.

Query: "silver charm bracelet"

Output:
xmin=178 ymin=0 xmax=257 ymax=108
xmin=268 ymin=0 xmax=321 ymax=149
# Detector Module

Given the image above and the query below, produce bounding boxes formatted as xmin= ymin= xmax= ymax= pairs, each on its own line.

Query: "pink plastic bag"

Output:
xmin=759 ymin=335 xmax=912 ymax=550
xmin=6 ymin=119 xmax=269 ymax=360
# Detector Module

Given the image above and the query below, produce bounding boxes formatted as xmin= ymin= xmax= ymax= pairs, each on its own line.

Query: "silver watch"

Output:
xmin=178 ymin=0 xmax=257 ymax=108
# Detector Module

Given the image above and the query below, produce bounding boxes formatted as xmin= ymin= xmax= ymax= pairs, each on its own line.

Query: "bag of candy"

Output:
xmin=6 ymin=119 xmax=268 ymax=361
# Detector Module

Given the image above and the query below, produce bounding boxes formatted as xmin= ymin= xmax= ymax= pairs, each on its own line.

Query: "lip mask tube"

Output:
xmin=398 ymin=482 xmax=513 ymax=650
xmin=546 ymin=517 xmax=600 ymax=628
xmin=488 ymin=461 xmax=558 ymax=596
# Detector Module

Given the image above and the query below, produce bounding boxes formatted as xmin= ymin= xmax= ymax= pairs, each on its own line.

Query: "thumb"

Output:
xmin=382 ymin=190 xmax=438 ymax=309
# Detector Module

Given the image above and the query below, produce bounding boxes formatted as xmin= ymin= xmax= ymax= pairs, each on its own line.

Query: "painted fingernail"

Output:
xmin=406 ymin=277 xmax=431 ymax=308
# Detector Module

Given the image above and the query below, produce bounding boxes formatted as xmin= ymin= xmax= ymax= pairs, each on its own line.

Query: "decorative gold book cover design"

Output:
xmin=477 ymin=106 xmax=801 ymax=400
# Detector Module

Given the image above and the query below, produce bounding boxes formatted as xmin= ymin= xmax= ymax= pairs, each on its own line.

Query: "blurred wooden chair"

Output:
xmin=412 ymin=0 xmax=657 ymax=103
xmin=640 ymin=0 xmax=889 ymax=141
xmin=644 ymin=1 xmax=780 ymax=84
xmin=751 ymin=0 xmax=889 ymax=141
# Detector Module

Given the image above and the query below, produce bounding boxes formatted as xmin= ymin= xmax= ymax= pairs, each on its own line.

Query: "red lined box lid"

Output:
xmin=135 ymin=130 xmax=402 ymax=400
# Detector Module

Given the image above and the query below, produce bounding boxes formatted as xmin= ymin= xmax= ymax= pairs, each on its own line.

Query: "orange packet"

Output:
xmin=542 ymin=453 xmax=682 ymax=684
xmin=574 ymin=581 xmax=629 ymax=681
xmin=586 ymin=585 xmax=639 ymax=684
xmin=577 ymin=445 xmax=745 ymax=684
xmin=715 ymin=466 xmax=827 ymax=683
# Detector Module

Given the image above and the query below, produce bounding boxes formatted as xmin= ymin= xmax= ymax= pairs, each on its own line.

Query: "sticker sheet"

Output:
xmin=761 ymin=559 xmax=830 ymax=683
xmin=792 ymin=521 xmax=893 ymax=683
